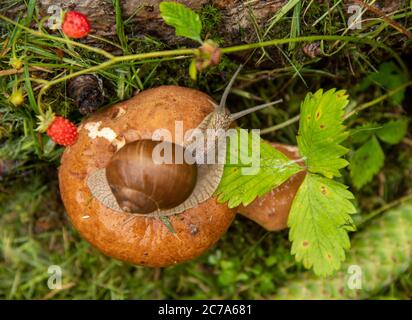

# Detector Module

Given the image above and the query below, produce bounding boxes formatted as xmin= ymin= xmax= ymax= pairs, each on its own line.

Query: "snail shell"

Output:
xmin=106 ymin=140 xmax=197 ymax=213
xmin=86 ymin=131 xmax=227 ymax=216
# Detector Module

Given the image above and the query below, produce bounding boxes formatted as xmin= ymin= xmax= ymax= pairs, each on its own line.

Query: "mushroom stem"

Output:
xmin=237 ymin=143 xmax=306 ymax=231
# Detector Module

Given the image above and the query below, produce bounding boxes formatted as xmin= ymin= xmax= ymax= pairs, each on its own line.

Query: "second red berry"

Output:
xmin=47 ymin=117 xmax=78 ymax=146
xmin=62 ymin=11 xmax=91 ymax=39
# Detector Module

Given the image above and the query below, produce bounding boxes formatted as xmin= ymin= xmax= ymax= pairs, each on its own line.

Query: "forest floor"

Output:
xmin=0 ymin=0 xmax=412 ymax=299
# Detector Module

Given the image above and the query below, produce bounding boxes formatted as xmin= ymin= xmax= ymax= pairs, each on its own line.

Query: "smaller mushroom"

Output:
xmin=237 ymin=143 xmax=306 ymax=231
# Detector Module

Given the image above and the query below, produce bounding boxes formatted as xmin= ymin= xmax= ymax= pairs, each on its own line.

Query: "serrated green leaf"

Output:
xmin=159 ymin=2 xmax=202 ymax=43
xmin=376 ymin=118 xmax=409 ymax=145
xmin=350 ymin=136 xmax=384 ymax=189
xmin=297 ymin=89 xmax=350 ymax=178
xmin=288 ymin=173 xmax=356 ymax=276
xmin=215 ymin=129 xmax=303 ymax=208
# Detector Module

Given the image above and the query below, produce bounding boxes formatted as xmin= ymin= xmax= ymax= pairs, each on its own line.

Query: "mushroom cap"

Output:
xmin=59 ymin=86 xmax=236 ymax=267
xmin=237 ymin=143 xmax=306 ymax=231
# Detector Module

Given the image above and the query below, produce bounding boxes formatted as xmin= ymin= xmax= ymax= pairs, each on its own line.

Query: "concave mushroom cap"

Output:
xmin=237 ymin=143 xmax=306 ymax=231
xmin=59 ymin=86 xmax=236 ymax=267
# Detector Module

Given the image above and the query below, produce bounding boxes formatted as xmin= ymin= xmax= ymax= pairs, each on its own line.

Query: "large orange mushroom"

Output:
xmin=59 ymin=86 xmax=304 ymax=267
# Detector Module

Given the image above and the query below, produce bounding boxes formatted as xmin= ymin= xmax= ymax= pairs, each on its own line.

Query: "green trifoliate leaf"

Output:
xmin=350 ymin=136 xmax=385 ymax=189
xmin=297 ymin=89 xmax=350 ymax=178
xmin=290 ymin=89 xmax=356 ymax=276
xmin=376 ymin=118 xmax=409 ymax=145
xmin=288 ymin=173 xmax=356 ymax=276
xmin=159 ymin=2 xmax=202 ymax=43
xmin=215 ymin=129 xmax=303 ymax=208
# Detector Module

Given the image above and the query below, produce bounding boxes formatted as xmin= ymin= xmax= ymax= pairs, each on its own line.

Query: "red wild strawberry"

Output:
xmin=62 ymin=11 xmax=91 ymax=39
xmin=46 ymin=116 xmax=78 ymax=146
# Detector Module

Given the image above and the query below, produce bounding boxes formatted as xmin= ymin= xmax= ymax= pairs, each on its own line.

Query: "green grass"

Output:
xmin=0 ymin=0 xmax=412 ymax=299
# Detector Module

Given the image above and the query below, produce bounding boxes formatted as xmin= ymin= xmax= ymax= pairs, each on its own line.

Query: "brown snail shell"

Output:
xmin=106 ymin=139 xmax=197 ymax=213
xmin=87 ymin=135 xmax=227 ymax=216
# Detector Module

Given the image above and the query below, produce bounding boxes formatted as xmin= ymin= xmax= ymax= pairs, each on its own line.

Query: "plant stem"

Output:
xmin=37 ymin=35 xmax=404 ymax=115
xmin=262 ymin=80 xmax=412 ymax=134
xmin=220 ymin=35 xmax=406 ymax=73
xmin=36 ymin=49 xmax=198 ymax=115
xmin=1 ymin=13 xmax=407 ymax=116
xmin=344 ymin=80 xmax=412 ymax=119
xmin=0 ymin=13 xmax=115 ymax=59
xmin=357 ymin=191 xmax=412 ymax=226
xmin=260 ymin=114 xmax=300 ymax=135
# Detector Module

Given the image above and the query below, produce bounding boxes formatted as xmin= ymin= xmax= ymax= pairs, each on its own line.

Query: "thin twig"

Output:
xmin=262 ymin=80 xmax=412 ymax=134
xmin=261 ymin=114 xmax=300 ymax=135
xmin=0 ymin=66 xmax=52 ymax=77
xmin=344 ymin=81 xmax=412 ymax=119
xmin=357 ymin=192 xmax=412 ymax=226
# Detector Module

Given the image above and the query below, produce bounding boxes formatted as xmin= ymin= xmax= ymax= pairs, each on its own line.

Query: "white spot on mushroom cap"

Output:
xmin=85 ymin=121 xmax=117 ymax=142
xmin=84 ymin=121 xmax=126 ymax=151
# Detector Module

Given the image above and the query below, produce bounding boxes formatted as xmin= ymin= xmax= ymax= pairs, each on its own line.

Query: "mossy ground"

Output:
xmin=0 ymin=0 xmax=411 ymax=299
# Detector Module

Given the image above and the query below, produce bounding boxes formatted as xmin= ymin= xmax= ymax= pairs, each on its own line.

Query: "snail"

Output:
xmin=86 ymin=66 xmax=282 ymax=217
xmin=58 ymin=66 xmax=304 ymax=267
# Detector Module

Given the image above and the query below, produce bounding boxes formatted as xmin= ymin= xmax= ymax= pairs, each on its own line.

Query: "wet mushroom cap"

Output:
xmin=58 ymin=86 xmax=236 ymax=267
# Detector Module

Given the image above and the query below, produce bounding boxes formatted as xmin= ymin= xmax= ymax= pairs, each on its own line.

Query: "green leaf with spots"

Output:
xmin=297 ymin=89 xmax=350 ymax=178
xmin=350 ymin=136 xmax=385 ymax=189
xmin=290 ymin=89 xmax=356 ymax=276
xmin=159 ymin=2 xmax=202 ymax=43
xmin=215 ymin=129 xmax=303 ymax=208
xmin=376 ymin=118 xmax=409 ymax=145
xmin=288 ymin=173 xmax=356 ymax=276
